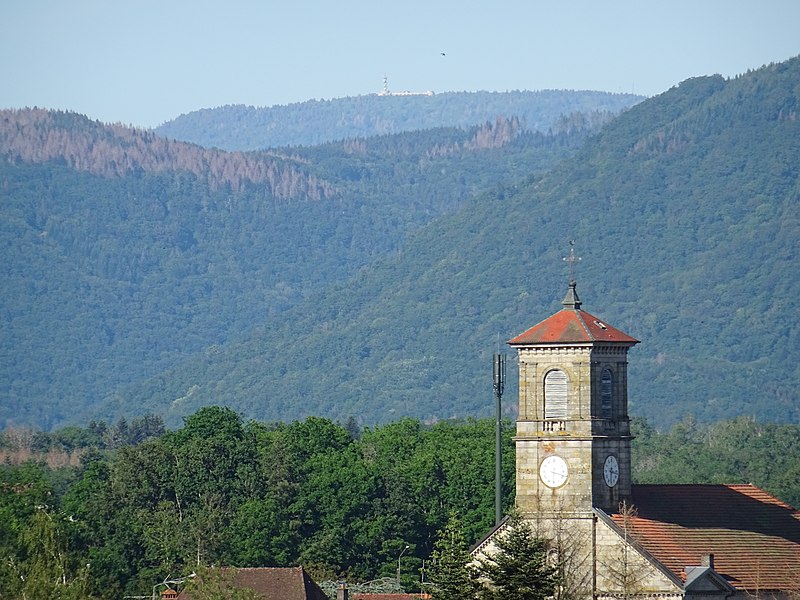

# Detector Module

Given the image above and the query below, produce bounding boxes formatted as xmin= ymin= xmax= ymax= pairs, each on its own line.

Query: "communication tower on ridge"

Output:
xmin=376 ymin=75 xmax=434 ymax=97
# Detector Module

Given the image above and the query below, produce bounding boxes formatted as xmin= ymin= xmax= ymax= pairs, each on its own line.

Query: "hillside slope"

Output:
xmin=1 ymin=111 xmax=592 ymax=429
xmin=155 ymin=90 xmax=642 ymax=150
xmin=120 ymin=59 xmax=800 ymax=428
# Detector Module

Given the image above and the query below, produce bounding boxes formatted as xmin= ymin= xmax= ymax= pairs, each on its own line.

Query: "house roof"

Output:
xmin=177 ymin=567 xmax=328 ymax=600
xmin=610 ymin=484 xmax=800 ymax=592
xmin=352 ymin=595 xmax=431 ymax=600
xmin=508 ymin=282 xmax=638 ymax=346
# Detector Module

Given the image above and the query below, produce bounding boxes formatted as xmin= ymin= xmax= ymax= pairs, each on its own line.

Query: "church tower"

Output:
xmin=473 ymin=250 xmax=800 ymax=599
xmin=508 ymin=269 xmax=638 ymax=517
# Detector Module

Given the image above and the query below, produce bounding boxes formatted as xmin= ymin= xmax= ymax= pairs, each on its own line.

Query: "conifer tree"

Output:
xmin=427 ymin=512 xmax=479 ymax=600
xmin=474 ymin=514 xmax=558 ymax=600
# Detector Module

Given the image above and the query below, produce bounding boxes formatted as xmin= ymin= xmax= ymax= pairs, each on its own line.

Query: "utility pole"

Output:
xmin=493 ymin=353 xmax=506 ymax=526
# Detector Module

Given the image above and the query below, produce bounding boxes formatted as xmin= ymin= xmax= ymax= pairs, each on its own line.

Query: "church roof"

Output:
xmin=508 ymin=282 xmax=638 ymax=346
xmin=611 ymin=484 xmax=800 ymax=592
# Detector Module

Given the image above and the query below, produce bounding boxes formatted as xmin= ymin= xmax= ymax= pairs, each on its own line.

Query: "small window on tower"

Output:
xmin=601 ymin=368 xmax=613 ymax=420
xmin=544 ymin=369 xmax=568 ymax=419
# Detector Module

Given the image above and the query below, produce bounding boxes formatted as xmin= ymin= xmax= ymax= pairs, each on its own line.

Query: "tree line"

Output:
xmin=0 ymin=408 xmax=515 ymax=598
xmin=2 ymin=408 xmax=799 ymax=599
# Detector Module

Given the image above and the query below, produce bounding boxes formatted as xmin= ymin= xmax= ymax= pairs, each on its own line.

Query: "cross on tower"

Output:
xmin=562 ymin=240 xmax=581 ymax=284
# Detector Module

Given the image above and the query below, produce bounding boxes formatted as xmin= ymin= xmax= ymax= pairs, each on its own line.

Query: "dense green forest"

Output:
xmin=155 ymin=90 xmax=642 ymax=150
xmin=1 ymin=409 xmax=798 ymax=599
xmin=1 ymin=111 xmax=596 ymax=430
xmin=117 ymin=58 xmax=800 ymax=428
xmin=1 ymin=58 xmax=799 ymax=431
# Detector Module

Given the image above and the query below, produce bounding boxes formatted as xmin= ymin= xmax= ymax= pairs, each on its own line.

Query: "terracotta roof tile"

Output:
xmin=177 ymin=567 xmax=328 ymax=600
xmin=508 ymin=308 xmax=639 ymax=345
xmin=352 ymin=595 xmax=430 ymax=600
xmin=610 ymin=484 xmax=800 ymax=592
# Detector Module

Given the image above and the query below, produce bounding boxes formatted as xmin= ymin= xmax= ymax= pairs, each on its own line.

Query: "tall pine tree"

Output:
xmin=427 ymin=513 xmax=479 ymax=600
xmin=474 ymin=514 xmax=558 ymax=600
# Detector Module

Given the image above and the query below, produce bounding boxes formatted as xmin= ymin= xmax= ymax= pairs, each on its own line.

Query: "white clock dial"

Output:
xmin=603 ymin=455 xmax=619 ymax=487
xmin=539 ymin=455 xmax=568 ymax=488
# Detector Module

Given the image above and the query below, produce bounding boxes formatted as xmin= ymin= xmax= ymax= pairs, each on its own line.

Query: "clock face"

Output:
xmin=539 ymin=455 xmax=569 ymax=488
xmin=604 ymin=455 xmax=619 ymax=487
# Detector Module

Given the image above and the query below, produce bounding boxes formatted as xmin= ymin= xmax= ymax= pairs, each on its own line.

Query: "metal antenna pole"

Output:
xmin=493 ymin=353 xmax=506 ymax=526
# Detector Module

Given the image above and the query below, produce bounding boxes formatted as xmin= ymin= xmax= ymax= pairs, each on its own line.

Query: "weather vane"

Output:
xmin=563 ymin=240 xmax=581 ymax=284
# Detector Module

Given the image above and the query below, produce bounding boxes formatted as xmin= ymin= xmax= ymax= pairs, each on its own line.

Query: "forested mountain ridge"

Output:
xmin=0 ymin=108 xmax=334 ymax=199
xmin=116 ymin=58 xmax=800 ymax=428
xmin=155 ymin=89 xmax=643 ymax=150
xmin=2 ymin=60 xmax=797 ymax=430
xmin=1 ymin=106 xmax=601 ymax=429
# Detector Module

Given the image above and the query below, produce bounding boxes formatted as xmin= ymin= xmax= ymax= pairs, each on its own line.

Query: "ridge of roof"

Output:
xmin=610 ymin=484 xmax=800 ymax=591
xmin=470 ymin=514 xmax=511 ymax=555
xmin=594 ymin=507 xmax=684 ymax=589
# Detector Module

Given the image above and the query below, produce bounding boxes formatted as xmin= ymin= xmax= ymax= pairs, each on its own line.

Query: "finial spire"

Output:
xmin=562 ymin=241 xmax=582 ymax=309
xmin=563 ymin=240 xmax=581 ymax=285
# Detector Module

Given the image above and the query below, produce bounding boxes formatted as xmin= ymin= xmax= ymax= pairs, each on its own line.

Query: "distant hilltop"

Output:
xmin=377 ymin=75 xmax=434 ymax=97
xmin=156 ymin=89 xmax=642 ymax=150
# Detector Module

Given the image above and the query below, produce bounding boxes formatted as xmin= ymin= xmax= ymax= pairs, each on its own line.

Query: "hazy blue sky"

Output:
xmin=2 ymin=0 xmax=798 ymax=128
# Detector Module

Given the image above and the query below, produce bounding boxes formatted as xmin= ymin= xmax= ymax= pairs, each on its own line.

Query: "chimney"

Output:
xmin=337 ymin=582 xmax=349 ymax=600
xmin=701 ymin=553 xmax=715 ymax=569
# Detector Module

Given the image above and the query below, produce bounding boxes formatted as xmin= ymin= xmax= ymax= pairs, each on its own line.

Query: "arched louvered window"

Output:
xmin=601 ymin=368 xmax=613 ymax=420
xmin=544 ymin=369 xmax=568 ymax=419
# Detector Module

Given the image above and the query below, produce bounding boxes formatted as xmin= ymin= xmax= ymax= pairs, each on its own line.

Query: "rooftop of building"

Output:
xmin=608 ymin=484 xmax=800 ymax=592
xmin=508 ymin=281 xmax=639 ymax=346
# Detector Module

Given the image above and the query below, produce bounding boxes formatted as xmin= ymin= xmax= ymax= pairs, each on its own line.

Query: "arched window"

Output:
xmin=601 ymin=368 xmax=613 ymax=420
xmin=544 ymin=369 xmax=568 ymax=419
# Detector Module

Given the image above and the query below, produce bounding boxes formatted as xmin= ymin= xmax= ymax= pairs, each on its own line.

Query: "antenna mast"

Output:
xmin=493 ymin=352 xmax=506 ymax=526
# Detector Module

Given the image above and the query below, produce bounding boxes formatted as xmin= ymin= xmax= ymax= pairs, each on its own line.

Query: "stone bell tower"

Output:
xmin=508 ymin=269 xmax=638 ymax=517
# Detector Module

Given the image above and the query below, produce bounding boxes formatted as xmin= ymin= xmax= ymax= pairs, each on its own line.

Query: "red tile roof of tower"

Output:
xmin=508 ymin=282 xmax=639 ymax=345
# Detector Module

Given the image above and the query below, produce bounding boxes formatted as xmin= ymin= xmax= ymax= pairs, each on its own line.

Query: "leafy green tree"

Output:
xmin=167 ymin=406 xmax=251 ymax=521
xmin=229 ymin=496 xmax=296 ymax=567
xmin=296 ymin=444 xmax=375 ymax=579
xmin=474 ymin=514 xmax=558 ymax=600
xmin=8 ymin=507 xmax=96 ymax=600
xmin=0 ymin=463 xmax=53 ymax=597
xmin=60 ymin=456 xmax=134 ymax=598
xmin=426 ymin=512 xmax=479 ymax=600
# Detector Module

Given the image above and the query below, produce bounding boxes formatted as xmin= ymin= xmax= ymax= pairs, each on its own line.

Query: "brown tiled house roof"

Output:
xmin=352 ymin=595 xmax=431 ymax=600
xmin=177 ymin=567 xmax=328 ymax=600
xmin=609 ymin=484 xmax=800 ymax=592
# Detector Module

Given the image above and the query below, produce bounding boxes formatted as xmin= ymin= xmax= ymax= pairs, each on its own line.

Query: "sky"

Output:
xmin=2 ymin=0 xmax=799 ymax=129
